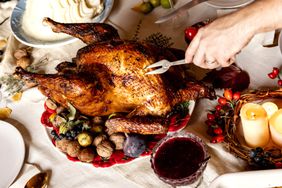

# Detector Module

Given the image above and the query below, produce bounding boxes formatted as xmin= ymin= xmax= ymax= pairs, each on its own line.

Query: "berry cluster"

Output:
xmin=205 ymin=89 xmax=241 ymax=143
xmin=249 ymin=147 xmax=282 ymax=169
xmin=268 ymin=67 xmax=282 ymax=86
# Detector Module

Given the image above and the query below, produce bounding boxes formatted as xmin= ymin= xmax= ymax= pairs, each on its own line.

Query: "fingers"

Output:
xmin=185 ymin=32 xmax=201 ymax=64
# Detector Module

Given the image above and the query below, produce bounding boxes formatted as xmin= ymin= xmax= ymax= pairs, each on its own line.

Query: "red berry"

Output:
xmin=218 ymin=97 xmax=227 ymax=105
xmin=272 ymin=67 xmax=280 ymax=76
xmin=268 ymin=72 xmax=277 ymax=79
xmin=213 ymin=127 xmax=223 ymax=135
xmin=224 ymin=89 xmax=233 ymax=101
xmin=184 ymin=27 xmax=198 ymax=42
xmin=215 ymin=105 xmax=222 ymax=111
xmin=207 ymin=113 xmax=215 ymax=121
xmin=275 ymin=162 xmax=282 ymax=169
xmin=233 ymin=92 xmax=241 ymax=101
xmin=211 ymin=135 xmax=224 ymax=143
xmin=205 ymin=120 xmax=214 ymax=126
xmin=278 ymin=79 xmax=282 ymax=86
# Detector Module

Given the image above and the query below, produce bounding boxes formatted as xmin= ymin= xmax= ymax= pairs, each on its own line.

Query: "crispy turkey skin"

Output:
xmin=15 ymin=18 xmax=215 ymax=134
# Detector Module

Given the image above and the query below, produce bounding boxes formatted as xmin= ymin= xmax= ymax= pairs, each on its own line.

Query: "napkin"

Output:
xmin=9 ymin=163 xmax=41 ymax=188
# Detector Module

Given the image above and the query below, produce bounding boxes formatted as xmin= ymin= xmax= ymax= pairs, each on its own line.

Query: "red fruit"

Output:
xmin=207 ymin=113 xmax=215 ymax=121
xmin=233 ymin=92 xmax=241 ymax=101
xmin=205 ymin=120 xmax=214 ymax=126
xmin=218 ymin=97 xmax=227 ymax=105
xmin=224 ymin=89 xmax=233 ymax=101
xmin=213 ymin=127 xmax=223 ymax=135
xmin=278 ymin=79 xmax=282 ymax=86
xmin=268 ymin=72 xmax=277 ymax=79
xmin=41 ymin=111 xmax=53 ymax=127
xmin=211 ymin=135 xmax=224 ymax=143
xmin=215 ymin=105 xmax=222 ymax=111
xmin=184 ymin=27 xmax=198 ymax=42
xmin=275 ymin=162 xmax=282 ymax=169
xmin=272 ymin=67 xmax=280 ymax=76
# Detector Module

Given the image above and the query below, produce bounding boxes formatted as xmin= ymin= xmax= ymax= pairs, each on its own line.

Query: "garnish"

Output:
xmin=144 ymin=32 xmax=173 ymax=48
xmin=0 ymin=75 xmax=25 ymax=96
xmin=267 ymin=67 xmax=282 ymax=87
xmin=205 ymin=89 xmax=240 ymax=143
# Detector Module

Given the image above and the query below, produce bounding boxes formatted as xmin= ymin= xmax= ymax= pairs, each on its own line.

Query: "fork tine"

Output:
xmin=145 ymin=59 xmax=168 ymax=69
xmin=145 ymin=68 xmax=167 ymax=75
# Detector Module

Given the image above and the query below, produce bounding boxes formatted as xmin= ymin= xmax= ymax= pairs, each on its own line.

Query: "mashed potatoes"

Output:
xmin=22 ymin=0 xmax=104 ymax=41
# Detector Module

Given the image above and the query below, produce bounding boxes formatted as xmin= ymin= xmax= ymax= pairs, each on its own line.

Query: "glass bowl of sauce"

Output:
xmin=150 ymin=131 xmax=209 ymax=187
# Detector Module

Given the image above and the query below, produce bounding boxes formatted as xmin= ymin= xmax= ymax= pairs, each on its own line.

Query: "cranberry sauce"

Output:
xmin=153 ymin=137 xmax=205 ymax=180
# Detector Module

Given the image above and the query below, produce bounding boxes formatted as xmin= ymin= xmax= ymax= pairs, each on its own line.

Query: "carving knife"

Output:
xmin=155 ymin=0 xmax=209 ymax=24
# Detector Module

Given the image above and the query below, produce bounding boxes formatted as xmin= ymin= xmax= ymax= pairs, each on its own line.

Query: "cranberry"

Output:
xmin=272 ymin=67 xmax=280 ymax=76
xmin=207 ymin=113 xmax=215 ymax=121
xmin=215 ymin=105 xmax=222 ymax=111
xmin=213 ymin=127 xmax=223 ymax=135
xmin=278 ymin=79 xmax=282 ymax=86
xmin=268 ymin=72 xmax=277 ymax=79
xmin=211 ymin=135 xmax=224 ymax=143
xmin=233 ymin=92 xmax=241 ymax=101
xmin=218 ymin=97 xmax=227 ymax=105
xmin=184 ymin=27 xmax=198 ymax=43
xmin=205 ymin=120 xmax=214 ymax=126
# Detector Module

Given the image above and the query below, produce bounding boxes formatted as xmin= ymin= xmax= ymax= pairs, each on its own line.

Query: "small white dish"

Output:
xmin=278 ymin=30 xmax=282 ymax=55
xmin=0 ymin=121 xmax=25 ymax=188
xmin=206 ymin=0 xmax=254 ymax=9
xmin=10 ymin=0 xmax=114 ymax=48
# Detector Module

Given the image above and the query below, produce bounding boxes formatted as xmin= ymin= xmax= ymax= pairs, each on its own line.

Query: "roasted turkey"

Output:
xmin=15 ymin=18 xmax=215 ymax=134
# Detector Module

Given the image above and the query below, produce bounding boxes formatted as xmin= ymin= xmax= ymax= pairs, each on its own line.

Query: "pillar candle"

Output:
xmin=269 ymin=109 xmax=282 ymax=147
xmin=240 ymin=103 xmax=269 ymax=148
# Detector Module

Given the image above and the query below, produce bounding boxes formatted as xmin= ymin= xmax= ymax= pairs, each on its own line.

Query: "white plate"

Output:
xmin=206 ymin=0 xmax=254 ymax=9
xmin=10 ymin=0 xmax=114 ymax=48
xmin=0 ymin=121 xmax=25 ymax=188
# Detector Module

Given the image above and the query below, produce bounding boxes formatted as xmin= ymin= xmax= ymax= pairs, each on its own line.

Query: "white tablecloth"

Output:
xmin=1 ymin=0 xmax=282 ymax=188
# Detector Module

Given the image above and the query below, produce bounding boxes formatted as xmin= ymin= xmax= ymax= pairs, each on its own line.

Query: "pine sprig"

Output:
xmin=144 ymin=32 xmax=173 ymax=48
xmin=0 ymin=75 xmax=25 ymax=96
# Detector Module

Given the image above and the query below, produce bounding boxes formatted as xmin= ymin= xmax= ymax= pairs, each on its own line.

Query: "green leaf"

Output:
xmin=67 ymin=102 xmax=76 ymax=121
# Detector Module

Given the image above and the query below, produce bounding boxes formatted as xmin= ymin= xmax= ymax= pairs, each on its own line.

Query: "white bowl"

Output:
xmin=206 ymin=0 xmax=254 ymax=9
xmin=10 ymin=0 xmax=114 ymax=48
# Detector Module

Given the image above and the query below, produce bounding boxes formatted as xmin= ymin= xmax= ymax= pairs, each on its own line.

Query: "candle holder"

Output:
xmin=221 ymin=88 xmax=282 ymax=169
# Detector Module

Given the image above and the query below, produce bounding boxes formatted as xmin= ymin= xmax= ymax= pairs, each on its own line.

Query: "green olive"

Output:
xmin=132 ymin=2 xmax=154 ymax=14
xmin=161 ymin=0 xmax=172 ymax=9
xmin=77 ymin=132 xmax=93 ymax=147
xmin=149 ymin=0 xmax=160 ymax=8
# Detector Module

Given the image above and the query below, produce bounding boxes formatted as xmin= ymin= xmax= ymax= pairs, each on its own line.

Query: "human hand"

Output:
xmin=185 ymin=14 xmax=255 ymax=69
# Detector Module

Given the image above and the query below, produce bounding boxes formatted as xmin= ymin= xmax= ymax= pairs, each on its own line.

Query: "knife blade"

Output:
xmin=155 ymin=0 xmax=208 ymax=24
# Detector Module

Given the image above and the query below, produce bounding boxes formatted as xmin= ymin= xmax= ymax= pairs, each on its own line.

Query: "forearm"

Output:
xmin=233 ymin=0 xmax=282 ymax=34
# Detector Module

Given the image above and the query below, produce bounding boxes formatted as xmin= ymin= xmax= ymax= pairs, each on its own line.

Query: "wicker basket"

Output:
xmin=224 ymin=88 xmax=282 ymax=168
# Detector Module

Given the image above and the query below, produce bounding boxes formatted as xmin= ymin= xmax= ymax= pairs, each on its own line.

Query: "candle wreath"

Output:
xmin=205 ymin=88 xmax=282 ymax=169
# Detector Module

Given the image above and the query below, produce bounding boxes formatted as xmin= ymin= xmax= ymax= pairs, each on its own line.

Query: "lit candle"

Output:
xmin=262 ymin=102 xmax=278 ymax=119
xmin=240 ymin=103 xmax=269 ymax=148
xmin=269 ymin=109 xmax=282 ymax=147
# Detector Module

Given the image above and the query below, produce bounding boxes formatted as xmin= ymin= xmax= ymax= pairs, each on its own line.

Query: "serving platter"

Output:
xmin=0 ymin=121 xmax=25 ymax=188
xmin=42 ymin=100 xmax=195 ymax=168
xmin=10 ymin=0 xmax=114 ymax=48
